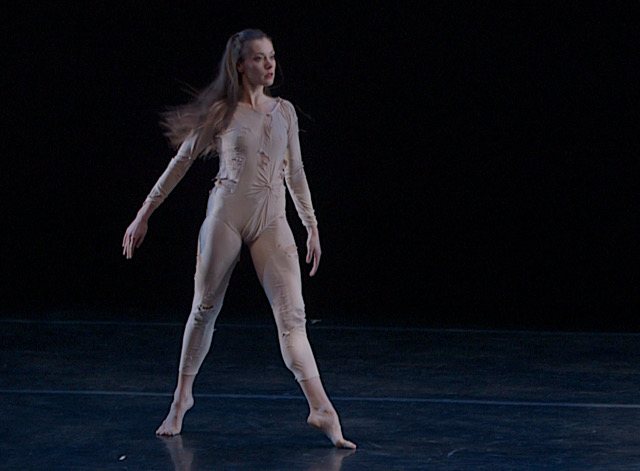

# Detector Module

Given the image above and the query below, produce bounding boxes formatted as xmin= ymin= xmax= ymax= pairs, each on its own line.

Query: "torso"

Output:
xmin=207 ymin=97 xmax=290 ymax=242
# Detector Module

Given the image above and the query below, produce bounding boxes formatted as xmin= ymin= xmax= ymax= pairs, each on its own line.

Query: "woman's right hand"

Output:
xmin=122 ymin=217 xmax=149 ymax=259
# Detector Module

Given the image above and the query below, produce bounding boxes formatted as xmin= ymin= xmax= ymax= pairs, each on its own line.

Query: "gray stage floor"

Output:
xmin=1 ymin=317 xmax=639 ymax=470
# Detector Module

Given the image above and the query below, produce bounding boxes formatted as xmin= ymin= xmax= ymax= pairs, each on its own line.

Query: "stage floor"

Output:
xmin=1 ymin=317 xmax=639 ymax=470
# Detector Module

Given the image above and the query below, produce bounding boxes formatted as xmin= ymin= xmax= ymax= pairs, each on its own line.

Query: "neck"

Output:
xmin=239 ymin=83 xmax=266 ymax=108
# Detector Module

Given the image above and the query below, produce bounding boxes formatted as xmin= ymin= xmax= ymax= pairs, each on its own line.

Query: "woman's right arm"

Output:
xmin=122 ymin=202 xmax=153 ymax=259
xmin=122 ymin=133 xmax=198 ymax=259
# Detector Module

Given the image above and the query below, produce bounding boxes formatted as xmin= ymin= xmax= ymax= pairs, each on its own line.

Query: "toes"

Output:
xmin=156 ymin=420 xmax=179 ymax=436
xmin=338 ymin=439 xmax=357 ymax=449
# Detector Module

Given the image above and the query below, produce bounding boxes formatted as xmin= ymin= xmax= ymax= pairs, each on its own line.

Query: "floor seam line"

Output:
xmin=1 ymin=319 xmax=638 ymax=336
xmin=1 ymin=389 xmax=638 ymax=409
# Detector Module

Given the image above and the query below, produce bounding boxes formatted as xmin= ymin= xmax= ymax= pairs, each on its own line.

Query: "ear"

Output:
xmin=236 ymin=61 xmax=244 ymax=74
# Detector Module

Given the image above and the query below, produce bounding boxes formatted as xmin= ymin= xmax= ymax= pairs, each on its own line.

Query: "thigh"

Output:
xmin=249 ymin=216 xmax=302 ymax=303
xmin=194 ymin=216 xmax=242 ymax=304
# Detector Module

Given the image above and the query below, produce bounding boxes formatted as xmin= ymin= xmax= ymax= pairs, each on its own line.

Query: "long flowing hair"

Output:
xmin=161 ymin=29 xmax=271 ymax=157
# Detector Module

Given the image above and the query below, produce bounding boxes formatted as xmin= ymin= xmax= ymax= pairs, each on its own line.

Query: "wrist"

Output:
xmin=136 ymin=203 xmax=154 ymax=222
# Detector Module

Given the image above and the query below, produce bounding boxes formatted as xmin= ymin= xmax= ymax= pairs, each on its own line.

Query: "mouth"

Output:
xmin=265 ymin=73 xmax=274 ymax=79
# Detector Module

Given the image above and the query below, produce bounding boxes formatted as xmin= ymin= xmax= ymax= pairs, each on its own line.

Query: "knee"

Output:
xmin=277 ymin=306 xmax=307 ymax=335
xmin=190 ymin=301 xmax=219 ymax=326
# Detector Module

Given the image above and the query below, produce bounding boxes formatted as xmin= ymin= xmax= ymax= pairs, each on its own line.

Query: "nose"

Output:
xmin=265 ymin=58 xmax=273 ymax=69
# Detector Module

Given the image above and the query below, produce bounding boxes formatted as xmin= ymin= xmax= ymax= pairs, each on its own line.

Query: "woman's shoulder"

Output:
xmin=275 ymin=97 xmax=298 ymax=123
xmin=275 ymin=96 xmax=295 ymax=111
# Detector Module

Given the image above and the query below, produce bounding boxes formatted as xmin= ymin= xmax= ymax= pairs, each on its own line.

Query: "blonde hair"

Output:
xmin=161 ymin=29 xmax=271 ymax=157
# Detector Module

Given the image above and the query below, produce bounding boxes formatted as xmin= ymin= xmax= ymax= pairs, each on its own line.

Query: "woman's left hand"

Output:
xmin=306 ymin=226 xmax=322 ymax=277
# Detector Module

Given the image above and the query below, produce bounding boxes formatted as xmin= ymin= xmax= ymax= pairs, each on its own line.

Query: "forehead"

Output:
xmin=245 ymin=38 xmax=274 ymax=54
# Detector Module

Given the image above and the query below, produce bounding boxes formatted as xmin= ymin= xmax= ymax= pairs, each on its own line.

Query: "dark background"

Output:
xmin=3 ymin=2 xmax=637 ymax=331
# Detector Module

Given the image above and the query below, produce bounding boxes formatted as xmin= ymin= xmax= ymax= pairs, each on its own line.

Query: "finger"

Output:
xmin=309 ymin=251 xmax=320 ymax=276
xmin=309 ymin=257 xmax=318 ymax=276
xmin=306 ymin=247 xmax=312 ymax=264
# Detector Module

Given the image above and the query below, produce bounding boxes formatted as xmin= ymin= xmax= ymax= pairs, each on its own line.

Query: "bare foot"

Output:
xmin=307 ymin=404 xmax=357 ymax=449
xmin=155 ymin=395 xmax=194 ymax=436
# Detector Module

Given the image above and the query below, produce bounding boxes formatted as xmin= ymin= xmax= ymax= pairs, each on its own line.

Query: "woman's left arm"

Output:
xmin=283 ymin=101 xmax=320 ymax=275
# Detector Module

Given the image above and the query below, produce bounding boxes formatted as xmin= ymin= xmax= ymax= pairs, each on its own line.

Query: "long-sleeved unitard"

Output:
xmin=143 ymin=98 xmax=320 ymax=381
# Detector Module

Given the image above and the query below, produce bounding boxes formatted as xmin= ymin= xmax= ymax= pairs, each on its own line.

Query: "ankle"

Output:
xmin=310 ymin=402 xmax=336 ymax=415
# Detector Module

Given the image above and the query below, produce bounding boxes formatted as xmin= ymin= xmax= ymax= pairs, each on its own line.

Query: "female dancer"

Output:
xmin=122 ymin=29 xmax=355 ymax=449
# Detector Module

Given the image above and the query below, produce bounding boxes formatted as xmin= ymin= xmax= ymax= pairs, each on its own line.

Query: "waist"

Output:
xmin=215 ymin=178 xmax=285 ymax=197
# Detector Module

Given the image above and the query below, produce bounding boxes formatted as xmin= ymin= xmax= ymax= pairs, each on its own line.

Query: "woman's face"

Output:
xmin=237 ymin=38 xmax=276 ymax=88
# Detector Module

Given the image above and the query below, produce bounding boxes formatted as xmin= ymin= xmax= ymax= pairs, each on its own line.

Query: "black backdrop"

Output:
xmin=3 ymin=3 xmax=637 ymax=331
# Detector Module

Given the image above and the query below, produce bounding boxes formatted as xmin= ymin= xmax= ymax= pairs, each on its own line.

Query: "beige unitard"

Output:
xmin=143 ymin=98 xmax=320 ymax=381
